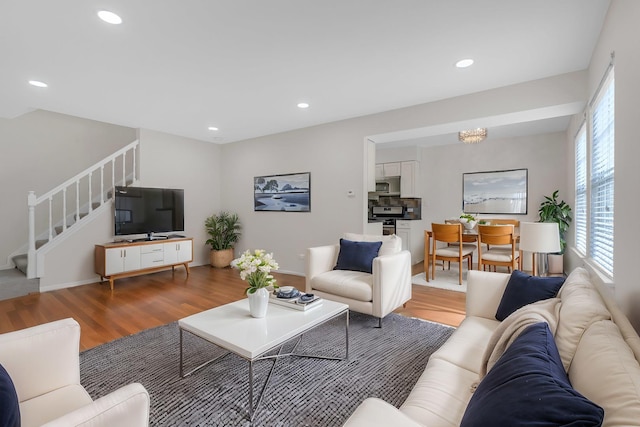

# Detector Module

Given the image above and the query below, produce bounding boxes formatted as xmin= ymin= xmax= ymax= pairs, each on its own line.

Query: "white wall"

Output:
xmin=420 ymin=132 xmax=567 ymax=227
xmin=38 ymin=128 xmax=223 ymax=289
xmin=220 ymin=122 xmax=368 ymax=275
xmin=220 ymin=72 xmax=583 ymax=276
xmin=565 ymin=0 xmax=640 ymax=330
xmin=0 ymin=110 xmax=137 ymax=269
xmin=137 ymin=129 xmax=222 ymax=267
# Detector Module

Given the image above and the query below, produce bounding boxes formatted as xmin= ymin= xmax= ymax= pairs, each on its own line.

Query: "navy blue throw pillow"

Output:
xmin=495 ymin=270 xmax=565 ymax=321
xmin=333 ymin=239 xmax=382 ymax=274
xmin=460 ymin=322 xmax=604 ymax=427
xmin=0 ymin=363 xmax=20 ymax=427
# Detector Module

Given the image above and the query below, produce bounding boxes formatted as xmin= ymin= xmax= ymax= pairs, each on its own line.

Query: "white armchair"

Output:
xmin=306 ymin=233 xmax=412 ymax=327
xmin=0 ymin=318 xmax=150 ymax=427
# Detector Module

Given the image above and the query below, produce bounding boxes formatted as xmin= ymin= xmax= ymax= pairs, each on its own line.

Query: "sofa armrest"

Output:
xmin=466 ymin=270 xmax=510 ymax=320
xmin=41 ymin=383 xmax=150 ymax=427
xmin=306 ymin=244 xmax=339 ymax=292
xmin=343 ymin=398 xmax=422 ymax=427
xmin=372 ymin=250 xmax=412 ymax=318
xmin=0 ymin=318 xmax=81 ymax=402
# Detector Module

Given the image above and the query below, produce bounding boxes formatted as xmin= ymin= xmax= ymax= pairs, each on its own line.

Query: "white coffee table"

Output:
xmin=178 ymin=298 xmax=349 ymax=419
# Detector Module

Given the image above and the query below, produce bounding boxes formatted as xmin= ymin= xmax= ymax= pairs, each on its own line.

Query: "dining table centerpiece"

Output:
xmin=459 ymin=213 xmax=477 ymax=230
xmin=231 ymin=249 xmax=279 ymax=318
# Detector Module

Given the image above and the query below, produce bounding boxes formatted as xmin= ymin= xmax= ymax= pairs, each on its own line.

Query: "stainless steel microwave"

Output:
xmin=374 ymin=176 xmax=400 ymax=195
xmin=375 ymin=182 xmax=390 ymax=192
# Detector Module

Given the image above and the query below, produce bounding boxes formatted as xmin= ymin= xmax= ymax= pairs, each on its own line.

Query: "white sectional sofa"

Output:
xmin=344 ymin=267 xmax=640 ymax=427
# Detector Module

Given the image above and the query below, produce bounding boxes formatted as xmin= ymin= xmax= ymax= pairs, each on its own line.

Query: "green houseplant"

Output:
xmin=538 ymin=190 xmax=572 ymax=275
xmin=205 ymin=212 xmax=241 ymax=268
xmin=538 ymin=190 xmax=572 ymax=253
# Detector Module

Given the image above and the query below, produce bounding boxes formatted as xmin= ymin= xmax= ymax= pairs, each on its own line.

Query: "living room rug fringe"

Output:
xmin=80 ymin=312 xmax=453 ymax=427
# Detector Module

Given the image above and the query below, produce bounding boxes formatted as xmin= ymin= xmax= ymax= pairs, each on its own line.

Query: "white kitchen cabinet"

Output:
xmin=396 ymin=220 xmax=424 ymax=264
xmin=382 ymin=162 xmax=401 ymax=177
xmin=400 ymin=161 xmax=419 ymax=198
xmin=375 ymin=162 xmax=402 ymax=179
xmin=95 ymin=238 xmax=193 ymax=290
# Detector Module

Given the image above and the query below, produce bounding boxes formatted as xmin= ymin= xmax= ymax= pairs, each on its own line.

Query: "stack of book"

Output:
xmin=268 ymin=292 xmax=323 ymax=311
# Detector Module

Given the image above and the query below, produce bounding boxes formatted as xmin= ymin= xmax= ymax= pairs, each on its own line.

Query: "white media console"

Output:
xmin=95 ymin=237 xmax=193 ymax=290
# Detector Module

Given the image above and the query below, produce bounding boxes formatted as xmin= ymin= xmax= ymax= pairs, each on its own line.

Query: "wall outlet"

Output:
xmin=298 ymin=253 xmax=305 ymax=260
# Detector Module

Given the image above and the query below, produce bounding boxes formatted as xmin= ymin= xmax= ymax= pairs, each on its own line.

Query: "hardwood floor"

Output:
xmin=0 ymin=263 xmax=466 ymax=351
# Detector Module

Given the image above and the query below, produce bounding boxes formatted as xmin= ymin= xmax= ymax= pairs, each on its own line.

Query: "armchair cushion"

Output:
xmin=0 ymin=363 xmax=20 ymax=427
xmin=334 ymin=238 xmax=382 ymax=274
xmin=495 ymin=270 xmax=565 ymax=321
xmin=343 ymin=233 xmax=401 ymax=256
xmin=310 ymin=270 xmax=373 ymax=302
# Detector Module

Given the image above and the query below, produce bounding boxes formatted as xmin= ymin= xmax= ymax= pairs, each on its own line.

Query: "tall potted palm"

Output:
xmin=538 ymin=190 xmax=572 ymax=274
xmin=205 ymin=212 xmax=241 ymax=268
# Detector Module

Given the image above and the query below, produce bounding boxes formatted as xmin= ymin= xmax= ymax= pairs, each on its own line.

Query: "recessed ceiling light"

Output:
xmin=297 ymin=102 xmax=310 ymax=109
xmin=98 ymin=10 xmax=122 ymax=24
xmin=455 ymin=59 xmax=474 ymax=68
xmin=28 ymin=80 xmax=48 ymax=88
xmin=208 ymin=126 xmax=219 ymax=131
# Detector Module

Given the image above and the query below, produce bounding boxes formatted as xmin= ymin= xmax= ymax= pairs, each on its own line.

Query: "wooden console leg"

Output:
xmin=184 ymin=263 xmax=190 ymax=276
xmin=109 ymin=278 xmax=114 ymax=291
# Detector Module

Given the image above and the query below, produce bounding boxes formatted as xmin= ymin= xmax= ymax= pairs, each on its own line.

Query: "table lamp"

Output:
xmin=519 ymin=222 xmax=561 ymax=276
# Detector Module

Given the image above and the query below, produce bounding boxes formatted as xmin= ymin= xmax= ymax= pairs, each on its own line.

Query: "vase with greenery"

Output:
xmin=205 ymin=212 xmax=241 ymax=268
xmin=459 ymin=213 xmax=477 ymax=230
xmin=231 ymin=249 xmax=279 ymax=318
xmin=538 ymin=190 xmax=572 ymax=254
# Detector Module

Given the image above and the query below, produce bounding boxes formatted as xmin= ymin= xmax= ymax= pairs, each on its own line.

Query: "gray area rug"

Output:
xmin=80 ymin=312 xmax=453 ymax=426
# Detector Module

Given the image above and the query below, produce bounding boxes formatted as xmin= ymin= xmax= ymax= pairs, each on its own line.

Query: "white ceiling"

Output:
xmin=0 ymin=1 xmax=610 ymax=145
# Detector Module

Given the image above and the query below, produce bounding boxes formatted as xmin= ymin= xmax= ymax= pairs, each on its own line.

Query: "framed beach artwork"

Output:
xmin=254 ymin=172 xmax=311 ymax=212
xmin=462 ymin=168 xmax=528 ymax=214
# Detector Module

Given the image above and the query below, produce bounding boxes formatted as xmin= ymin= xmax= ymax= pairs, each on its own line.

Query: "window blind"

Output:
xmin=574 ymin=124 xmax=587 ymax=255
xmin=589 ymin=70 xmax=614 ymax=276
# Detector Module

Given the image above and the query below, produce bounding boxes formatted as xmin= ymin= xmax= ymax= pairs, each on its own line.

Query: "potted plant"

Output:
xmin=538 ymin=190 xmax=572 ymax=274
xmin=205 ymin=211 xmax=241 ymax=268
xmin=231 ymin=249 xmax=279 ymax=318
xmin=459 ymin=213 xmax=477 ymax=230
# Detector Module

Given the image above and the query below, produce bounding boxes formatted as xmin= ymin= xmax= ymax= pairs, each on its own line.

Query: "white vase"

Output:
xmin=463 ymin=220 xmax=476 ymax=230
xmin=247 ymin=288 xmax=269 ymax=318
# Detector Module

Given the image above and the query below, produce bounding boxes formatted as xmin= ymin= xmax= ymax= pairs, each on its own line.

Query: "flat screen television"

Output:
xmin=114 ymin=186 xmax=185 ymax=238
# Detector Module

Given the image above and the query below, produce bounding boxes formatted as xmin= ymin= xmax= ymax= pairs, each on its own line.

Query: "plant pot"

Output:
xmin=548 ymin=254 xmax=564 ymax=275
xmin=463 ymin=220 xmax=476 ymax=230
xmin=210 ymin=248 xmax=234 ymax=268
xmin=247 ymin=288 xmax=269 ymax=318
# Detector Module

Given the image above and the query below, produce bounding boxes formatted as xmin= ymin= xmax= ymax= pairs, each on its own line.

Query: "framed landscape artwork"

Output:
xmin=254 ymin=172 xmax=311 ymax=212
xmin=462 ymin=168 xmax=528 ymax=214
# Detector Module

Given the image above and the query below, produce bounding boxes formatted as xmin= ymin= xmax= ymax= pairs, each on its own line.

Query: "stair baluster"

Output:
xmin=24 ymin=140 xmax=139 ymax=279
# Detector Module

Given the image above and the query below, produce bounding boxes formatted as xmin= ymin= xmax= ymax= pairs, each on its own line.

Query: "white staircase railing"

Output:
xmin=26 ymin=140 xmax=140 ymax=278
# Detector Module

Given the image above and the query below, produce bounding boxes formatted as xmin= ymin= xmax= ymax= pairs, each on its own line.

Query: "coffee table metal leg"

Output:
xmin=179 ymin=328 xmax=230 ymax=378
xmin=345 ymin=310 xmax=349 ymax=360
xmin=248 ymin=344 xmax=285 ymax=421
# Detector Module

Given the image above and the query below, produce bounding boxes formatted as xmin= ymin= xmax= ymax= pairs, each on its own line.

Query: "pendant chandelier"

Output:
xmin=458 ymin=128 xmax=487 ymax=144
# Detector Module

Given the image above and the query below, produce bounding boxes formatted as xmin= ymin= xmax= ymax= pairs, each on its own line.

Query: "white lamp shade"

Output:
xmin=519 ymin=222 xmax=561 ymax=253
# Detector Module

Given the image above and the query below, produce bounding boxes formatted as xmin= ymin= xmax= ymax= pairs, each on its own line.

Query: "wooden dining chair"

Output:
xmin=477 ymin=224 xmax=520 ymax=273
xmin=430 ymin=223 xmax=475 ymax=285
xmin=480 ymin=219 xmax=519 ymax=251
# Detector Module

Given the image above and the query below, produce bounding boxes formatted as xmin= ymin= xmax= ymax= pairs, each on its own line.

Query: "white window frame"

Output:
xmin=574 ymin=66 xmax=614 ymax=278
